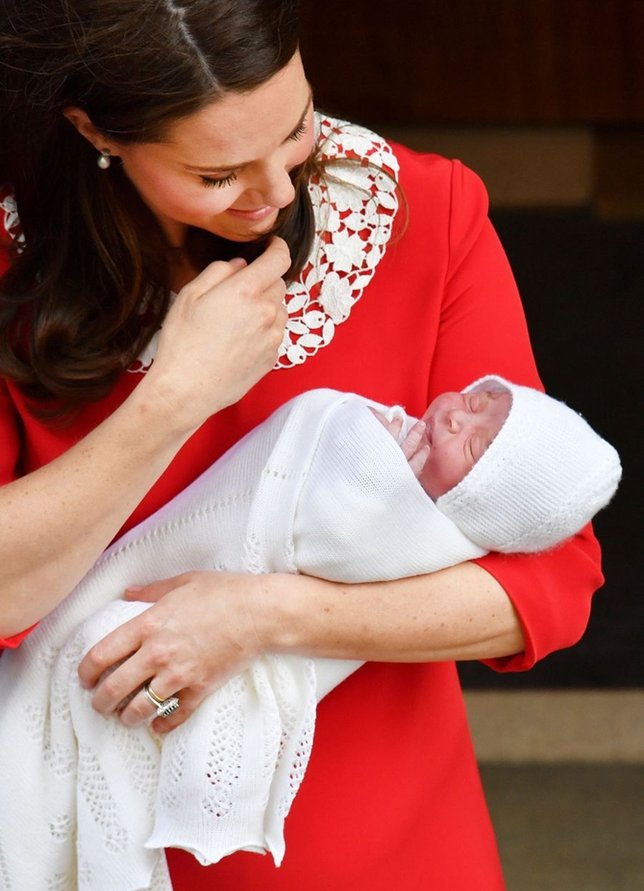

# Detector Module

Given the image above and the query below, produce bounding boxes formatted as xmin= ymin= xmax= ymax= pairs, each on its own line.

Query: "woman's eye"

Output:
xmin=201 ymin=172 xmax=237 ymax=189
xmin=289 ymin=121 xmax=308 ymax=142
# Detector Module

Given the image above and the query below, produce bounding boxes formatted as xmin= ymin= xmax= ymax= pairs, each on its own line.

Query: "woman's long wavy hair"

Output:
xmin=0 ymin=0 xmax=318 ymax=412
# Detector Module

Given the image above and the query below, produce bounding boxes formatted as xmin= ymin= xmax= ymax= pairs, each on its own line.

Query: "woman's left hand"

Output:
xmin=77 ymin=571 xmax=269 ymax=733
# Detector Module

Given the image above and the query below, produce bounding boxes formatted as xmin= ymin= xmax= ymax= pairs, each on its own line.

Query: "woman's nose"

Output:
xmin=248 ymin=163 xmax=296 ymax=209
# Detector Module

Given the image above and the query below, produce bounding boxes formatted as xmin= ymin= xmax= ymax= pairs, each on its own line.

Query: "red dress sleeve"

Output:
xmin=425 ymin=157 xmax=604 ymax=671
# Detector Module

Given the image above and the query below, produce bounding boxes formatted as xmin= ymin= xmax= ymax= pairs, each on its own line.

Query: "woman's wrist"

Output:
xmin=130 ymin=367 xmax=210 ymax=439
xmin=247 ymin=572 xmax=330 ymax=656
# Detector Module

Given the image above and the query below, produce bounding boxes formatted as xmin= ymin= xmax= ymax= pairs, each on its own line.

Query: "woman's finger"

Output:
xmin=189 ymin=236 xmax=290 ymax=301
xmin=150 ymin=687 xmax=205 ymax=734
xmin=117 ymin=677 xmax=186 ymax=728
xmin=232 ymin=236 xmax=291 ymax=290
xmin=89 ymin=620 xmax=188 ymax=714
xmin=88 ymin=643 xmax=156 ymax=713
xmin=123 ymin=574 xmax=190 ymax=603
xmin=179 ymin=255 xmax=247 ymax=298
xmin=78 ymin=605 xmax=157 ymax=689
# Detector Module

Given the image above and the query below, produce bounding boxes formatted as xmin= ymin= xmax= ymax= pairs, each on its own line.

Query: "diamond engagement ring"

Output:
xmin=143 ymin=682 xmax=180 ymax=718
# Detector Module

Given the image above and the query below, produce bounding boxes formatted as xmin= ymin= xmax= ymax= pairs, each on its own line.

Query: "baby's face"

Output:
xmin=417 ymin=388 xmax=511 ymax=500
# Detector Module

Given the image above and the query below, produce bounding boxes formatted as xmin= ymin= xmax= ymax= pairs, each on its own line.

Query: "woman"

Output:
xmin=0 ymin=1 xmax=603 ymax=888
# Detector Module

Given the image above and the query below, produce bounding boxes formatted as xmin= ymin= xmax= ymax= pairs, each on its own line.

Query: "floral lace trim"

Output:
xmin=0 ymin=115 xmax=400 ymax=374
xmin=133 ymin=116 xmax=400 ymax=373
xmin=0 ymin=189 xmax=25 ymax=247
xmin=275 ymin=113 xmax=399 ymax=369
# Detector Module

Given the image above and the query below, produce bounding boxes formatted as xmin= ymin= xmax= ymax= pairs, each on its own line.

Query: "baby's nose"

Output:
xmin=447 ymin=408 xmax=469 ymax=432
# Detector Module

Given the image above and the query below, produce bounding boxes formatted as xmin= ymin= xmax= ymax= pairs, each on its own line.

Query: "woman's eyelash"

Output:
xmin=289 ymin=121 xmax=308 ymax=141
xmin=199 ymin=117 xmax=308 ymax=187
xmin=201 ymin=172 xmax=238 ymax=189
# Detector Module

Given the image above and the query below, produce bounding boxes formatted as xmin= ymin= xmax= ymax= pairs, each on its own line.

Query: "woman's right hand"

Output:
xmin=140 ymin=236 xmax=291 ymax=432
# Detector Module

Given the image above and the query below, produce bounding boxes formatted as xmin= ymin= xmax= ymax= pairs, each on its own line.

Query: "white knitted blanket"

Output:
xmin=0 ymin=389 xmax=485 ymax=890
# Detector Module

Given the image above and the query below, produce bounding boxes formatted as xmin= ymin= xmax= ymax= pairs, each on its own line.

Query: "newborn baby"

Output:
xmin=0 ymin=376 xmax=620 ymax=891
xmin=372 ymin=374 xmax=621 ymax=554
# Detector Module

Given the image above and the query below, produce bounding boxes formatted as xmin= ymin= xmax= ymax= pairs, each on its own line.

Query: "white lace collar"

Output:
xmin=274 ymin=113 xmax=399 ymax=369
xmin=1 ymin=114 xmax=400 ymax=373
xmin=0 ymin=191 xmax=25 ymax=247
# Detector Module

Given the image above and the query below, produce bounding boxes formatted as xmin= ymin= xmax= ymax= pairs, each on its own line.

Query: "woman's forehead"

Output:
xmin=161 ymin=51 xmax=310 ymax=162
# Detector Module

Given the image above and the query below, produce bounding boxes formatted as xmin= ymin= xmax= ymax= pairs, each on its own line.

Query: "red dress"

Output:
xmin=0 ymin=135 xmax=602 ymax=889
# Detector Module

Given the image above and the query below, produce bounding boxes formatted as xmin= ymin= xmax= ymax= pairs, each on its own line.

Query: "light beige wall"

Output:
xmin=465 ymin=690 xmax=644 ymax=763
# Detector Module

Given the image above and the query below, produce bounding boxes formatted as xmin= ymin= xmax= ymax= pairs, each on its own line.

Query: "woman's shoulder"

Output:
xmin=315 ymin=114 xmax=489 ymax=227
xmin=390 ymin=139 xmax=489 ymax=220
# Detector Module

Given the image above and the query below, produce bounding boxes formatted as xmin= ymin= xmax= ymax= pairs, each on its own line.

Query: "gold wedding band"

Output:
xmin=143 ymin=682 xmax=180 ymax=718
xmin=143 ymin=683 xmax=166 ymax=707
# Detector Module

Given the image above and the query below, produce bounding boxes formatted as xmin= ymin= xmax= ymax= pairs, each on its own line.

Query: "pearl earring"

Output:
xmin=97 ymin=149 xmax=112 ymax=170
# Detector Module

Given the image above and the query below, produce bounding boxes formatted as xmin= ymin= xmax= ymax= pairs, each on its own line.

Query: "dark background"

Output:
xmin=298 ymin=0 xmax=643 ymax=687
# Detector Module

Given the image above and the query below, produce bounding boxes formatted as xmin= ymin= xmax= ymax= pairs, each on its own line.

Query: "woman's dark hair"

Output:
xmin=0 ymin=0 xmax=317 ymax=411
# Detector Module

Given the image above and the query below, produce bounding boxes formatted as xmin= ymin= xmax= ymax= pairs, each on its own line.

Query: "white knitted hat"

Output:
xmin=435 ymin=375 xmax=622 ymax=553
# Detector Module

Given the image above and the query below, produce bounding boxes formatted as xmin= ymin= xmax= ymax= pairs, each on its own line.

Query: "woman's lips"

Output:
xmin=226 ymin=205 xmax=277 ymax=222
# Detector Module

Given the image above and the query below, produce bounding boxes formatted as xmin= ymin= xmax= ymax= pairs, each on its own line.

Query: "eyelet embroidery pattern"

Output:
xmin=0 ymin=115 xmax=400 ymax=374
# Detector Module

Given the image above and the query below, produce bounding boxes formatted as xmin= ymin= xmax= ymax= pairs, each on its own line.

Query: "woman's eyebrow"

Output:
xmin=184 ymin=90 xmax=314 ymax=174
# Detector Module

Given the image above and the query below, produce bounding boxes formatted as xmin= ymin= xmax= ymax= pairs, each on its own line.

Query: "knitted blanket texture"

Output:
xmin=0 ymin=389 xmax=485 ymax=890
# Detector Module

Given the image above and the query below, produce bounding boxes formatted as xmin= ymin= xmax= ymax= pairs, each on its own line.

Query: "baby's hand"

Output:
xmin=369 ymin=409 xmax=430 ymax=479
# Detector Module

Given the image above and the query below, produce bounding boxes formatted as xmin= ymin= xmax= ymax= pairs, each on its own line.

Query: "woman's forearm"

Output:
xmin=76 ymin=562 xmax=523 ymax=733
xmin=0 ymin=244 xmax=292 ymax=638
xmin=255 ymin=561 xmax=525 ymax=663
xmin=0 ymin=382 xmax=196 ymax=636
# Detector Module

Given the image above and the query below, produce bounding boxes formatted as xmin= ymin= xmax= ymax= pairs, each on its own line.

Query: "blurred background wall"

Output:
xmin=299 ymin=0 xmax=643 ymax=691
xmin=298 ymin=5 xmax=643 ymax=882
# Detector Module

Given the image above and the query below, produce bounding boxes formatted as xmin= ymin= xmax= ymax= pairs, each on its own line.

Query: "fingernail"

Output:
xmin=126 ymin=585 xmax=144 ymax=592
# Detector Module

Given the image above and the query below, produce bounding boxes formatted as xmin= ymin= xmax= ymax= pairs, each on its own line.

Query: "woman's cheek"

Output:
xmin=286 ymin=130 xmax=316 ymax=172
xmin=181 ymin=183 xmax=242 ymax=219
xmin=297 ymin=133 xmax=315 ymax=164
